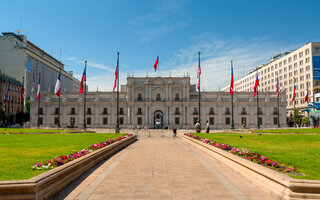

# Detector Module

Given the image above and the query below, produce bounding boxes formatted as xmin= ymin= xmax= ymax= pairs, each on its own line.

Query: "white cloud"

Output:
xmin=76 ymin=60 xmax=114 ymax=72
xmin=83 ymin=34 xmax=300 ymax=92
xmin=67 ymin=57 xmax=77 ymax=61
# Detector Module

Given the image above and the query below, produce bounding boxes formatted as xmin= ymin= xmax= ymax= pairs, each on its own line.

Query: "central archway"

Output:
xmin=153 ymin=110 xmax=163 ymax=129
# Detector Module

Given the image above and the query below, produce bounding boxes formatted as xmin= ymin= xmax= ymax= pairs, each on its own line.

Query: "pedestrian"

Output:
xmin=195 ymin=120 xmax=201 ymax=133
xmin=173 ymin=127 xmax=177 ymax=138
xmin=206 ymin=120 xmax=210 ymax=133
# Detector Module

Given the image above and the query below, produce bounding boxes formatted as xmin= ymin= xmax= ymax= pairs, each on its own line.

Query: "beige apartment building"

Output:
xmin=222 ymin=42 xmax=320 ymax=116
xmin=0 ymin=32 xmax=82 ymax=100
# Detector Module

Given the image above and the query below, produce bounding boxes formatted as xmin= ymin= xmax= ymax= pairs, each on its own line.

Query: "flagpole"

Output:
xmin=58 ymin=67 xmax=61 ymax=128
xmin=198 ymin=51 xmax=201 ymax=129
xmin=116 ymin=52 xmax=120 ymax=133
xmin=84 ymin=61 xmax=87 ymax=129
xmin=37 ymin=73 xmax=40 ymax=127
xmin=277 ymin=85 xmax=280 ymax=128
xmin=7 ymin=89 xmax=10 ymax=126
xmin=257 ymin=85 xmax=260 ymax=129
xmin=293 ymin=99 xmax=296 ymax=127
xmin=21 ymin=76 xmax=24 ymax=127
xmin=231 ymin=61 xmax=234 ymax=129
xmin=158 ymin=55 xmax=159 ymax=77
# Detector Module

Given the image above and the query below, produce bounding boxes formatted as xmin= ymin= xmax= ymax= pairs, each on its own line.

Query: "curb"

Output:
xmin=182 ymin=135 xmax=320 ymax=200
xmin=0 ymin=135 xmax=137 ymax=200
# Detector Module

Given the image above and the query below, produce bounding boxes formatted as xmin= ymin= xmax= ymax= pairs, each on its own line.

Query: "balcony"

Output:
xmin=136 ymin=111 xmax=143 ymax=115
xmin=102 ymin=111 xmax=108 ymax=115
xmin=192 ymin=111 xmax=198 ymax=115
xmin=273 ymin=110 xmax=279 ymax=115
xmin=174 ymin=111 xmax=181 ymax=115
xmin=209 ymin=111 xmax=215 ymax=115
xmin=258 ymin=111 xmax=263 ymax=115
xmin=137 ymin=97 xmax=143 ymax=101
xmin=240 ymin=111 xmax=247 ymax=115
xmin=225 ymin=111 xmax=231 ymax=115
xmin=70 ymin=111 xmax=76 ymax=115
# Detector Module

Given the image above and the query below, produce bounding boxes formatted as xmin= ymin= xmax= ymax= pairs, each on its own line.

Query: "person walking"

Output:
xmin=172 ymin=127 xmax=177 ymax=138
xmin=206 ymin=120 xmax=210 ymax=133
xmin=195 ymin=120 xmax=201 ymax=133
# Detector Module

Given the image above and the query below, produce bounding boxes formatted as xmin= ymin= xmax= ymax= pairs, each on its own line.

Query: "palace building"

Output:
xmin=30 ymin=75 xmax=286 ymax=129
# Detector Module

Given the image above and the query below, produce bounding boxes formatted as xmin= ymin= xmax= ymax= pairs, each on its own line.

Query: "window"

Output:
xmin=175 ymin=107 xmax=180 ymax=114
xmin=103 ymin=117 xmax=108 ymax=125
xmin=55 ymin=107 xmax=59 ymax=115
xmin=299 ymin=52 xmax=303 ymax=58
xmin=137 ymin=93 xmax=142 ymax=101
xmin=87 ymin=108 xmax=92 ymax=115
xmin=210 ymin=117 xmax=214 ymax=125
xmin=258 ymin=117 xmax=262 ymax=126
xmin=39 ymin=117 xmax=43 ymax=125
xmin=294 ymin=63 xmax=297 ymax=68
xmin=137 ymin=107 xmax=142 ymax=115
xmin=241 ymin=107 xmax=247 ymax=115
xmin=156 ymin=93 xmax=161 ymax=101
xmin=225 ymin=107 xmax=230 ymax=115
xmin=39 ymin=107 xmax=43 ymax=115
xmin=209 ymin=107 xmax=214 ymax=114
xmin=225 ymin=117 xmax=230 ymax=125
xmin=299 ymin=60 xmax=303 ymax=66
xmin=306 ymin=74 xmax=310 ymax=79
xmin=305 ymin=49 xmax=310 ymax=55
xmin=306 ymin=57 xmax=310 ymax=63
xmin=294 ymin=55 xmax=297 ymax=60
xmin=273 ymin=107 xmax=278 ymax=114
xmin=54 ymin=117 xmax=59 ymax=125
xmin=306 ymin=65 xmax=310 ymax=71
xmin=103 ymin=108 xmax=108 ymax=114
xmin=87 ymin=117 xmax=91 ymax=125
xmin=175 ymin=117 xmax=179 ymax=125
xmin=137 ymin=117 xmax=142 ymax=125
xmin=258 ymin=107 xmax=263 ymax=114
xmin=193 ymin=108 xmax=198 ymax=114
xmin=71 ymin=107 xmax=75 ymax=115
xmin=288 ymin=57 xmax=292 ymax=63
xmin=175 ymin=93 xmax=180 ymax=101
xmin=273 ymin=117 xmax=278 ymax=125
xmin=120 ymin=117 xmax=124 ymax=125
xmin=120 ymin=107 xmax=124 ymax=115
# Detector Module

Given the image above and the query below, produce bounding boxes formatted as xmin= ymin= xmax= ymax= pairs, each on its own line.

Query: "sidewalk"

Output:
xmin=53 ymin=138 xmax=273 ymax=200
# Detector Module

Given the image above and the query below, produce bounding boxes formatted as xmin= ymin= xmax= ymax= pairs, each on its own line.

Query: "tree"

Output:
xmin=290 ymin=108 xmax=303 ymax=127
xmin=301 ymin=117 xmax=310 ymax=127
xmin=25 ymin=100 xmax=30 ymax=113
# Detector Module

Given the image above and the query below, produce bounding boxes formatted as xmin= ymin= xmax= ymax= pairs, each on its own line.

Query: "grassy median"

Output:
xmin=252 ymin=128 xmax=320 ymax=134
xmin=194 ymin=132 xmax=320 ymax=180
xmin=0 ymin=133 xmax=125 ymax=181
xmin=0 ymin=128 xmax=78 ymax=134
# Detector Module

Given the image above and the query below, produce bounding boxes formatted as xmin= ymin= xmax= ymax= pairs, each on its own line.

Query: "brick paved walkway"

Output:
xmin=54 ymin=139 xmax=272 ymax=200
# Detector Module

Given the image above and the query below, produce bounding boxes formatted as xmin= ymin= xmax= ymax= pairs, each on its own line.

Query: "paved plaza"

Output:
xmin=53 ymin=136 xmax=273 ymax=200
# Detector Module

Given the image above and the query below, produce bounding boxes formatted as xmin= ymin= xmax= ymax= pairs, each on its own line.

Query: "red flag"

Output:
xmin=292 ymin=82 xmax=296 ymax=102
xmin=113 ymin=65 xmax=119 ymax=91
xmin=304 ymin=83 xmax=308 ymax=102
xmin=230 ymin=63 xmax=234 ymax=95
xmin=37 ymin=78 xmax=40 ymax=100
xmin=197 ymin=57 xmax=201 ymax=91
xmin=276 ymin=77 xmax=279 ymax=100
xmin=254 ymin=73 xmax=259 ymax=97
xmin=154 ymin=56 xmax=159 ymax=72
xmin=21 ymin=83 xmax=24 ymax=102
xmin=79 ymin=67 xmax=86 ymax=94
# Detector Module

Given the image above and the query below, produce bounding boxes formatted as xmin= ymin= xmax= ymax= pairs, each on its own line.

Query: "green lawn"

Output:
xmin=0 ymin=128 xmax=78 ymax=134
xmin=252 ymin=128 xmax=320 ymax=134
xmin=0 ymin=133 xmax=125 ymax=181
xmin=194 ymin=133 xmax=320 ymax=180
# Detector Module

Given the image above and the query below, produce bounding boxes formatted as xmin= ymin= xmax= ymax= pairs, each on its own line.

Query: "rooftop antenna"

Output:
xmin=15 ymin=17 xmax=22 ymax=35
xmin=59 ymin=48 xmax=62 ymax=62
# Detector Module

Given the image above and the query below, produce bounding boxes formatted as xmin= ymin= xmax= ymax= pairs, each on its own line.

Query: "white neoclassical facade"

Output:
xmin=30 ymin=76 xmax=287 ymax=129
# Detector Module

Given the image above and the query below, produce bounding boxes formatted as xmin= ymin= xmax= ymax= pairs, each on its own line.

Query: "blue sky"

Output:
xmin=1 ymin=0 xmax=320 ymax=91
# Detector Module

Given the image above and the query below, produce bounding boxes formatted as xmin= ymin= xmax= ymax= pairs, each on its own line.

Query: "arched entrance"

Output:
xmin=154 ymin=110 xmax=163 ymax=129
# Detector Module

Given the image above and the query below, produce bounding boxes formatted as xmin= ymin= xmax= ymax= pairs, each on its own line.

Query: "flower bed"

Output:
xmin=32 ymin=134 xmax=133 ymax=170
xmin=184 ymin=133 xmax=296 ymax=173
